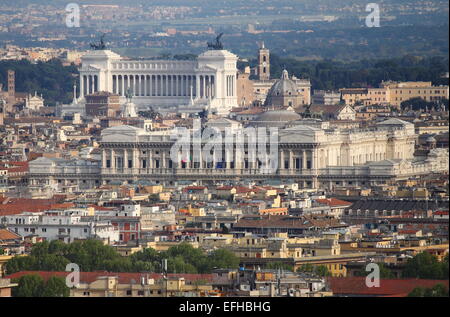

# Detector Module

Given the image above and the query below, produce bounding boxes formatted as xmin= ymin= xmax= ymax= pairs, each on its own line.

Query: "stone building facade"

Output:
xmin=78 ymin=49 xmax=239 ymax=115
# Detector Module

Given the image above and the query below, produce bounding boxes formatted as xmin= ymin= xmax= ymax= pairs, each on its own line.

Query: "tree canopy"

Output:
xmin=242 ymin=55 xmax=449 ymax=91
xmin=6 ymin=240 xmax=239 ymax=275
xmin=408 ymin=283 xmax=449 ymax=297
xmin=12 ymin=274 xmax=69 ymax=297
xmin=0 ymin=59 xmax=78 ymax=107
xmin=297 ymin=264 xmax=331 ymax=277
xmin=402 ymin=252 xmax=449 ymax=280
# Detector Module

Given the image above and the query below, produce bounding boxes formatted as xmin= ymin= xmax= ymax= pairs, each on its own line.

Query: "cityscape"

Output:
xmin=0 ymin=0 xmax=449 ymax=302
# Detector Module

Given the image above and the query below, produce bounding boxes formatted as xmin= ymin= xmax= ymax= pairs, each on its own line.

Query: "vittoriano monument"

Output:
xmin=207 ymin=33 xmax=224 ymax=50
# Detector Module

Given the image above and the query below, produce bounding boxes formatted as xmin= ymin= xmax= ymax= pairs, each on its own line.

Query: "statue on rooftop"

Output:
xmin=90 ymin=33 xmax=107 ymax=50
xmin=125 ymin=87 xmax=133 ymax=102
xmin=207 ymin=33 xmax=224 ymax=50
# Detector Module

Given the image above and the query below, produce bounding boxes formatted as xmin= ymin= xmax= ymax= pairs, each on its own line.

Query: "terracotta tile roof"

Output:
xmin=0 ymin=198 xmax=73 ymax=216
xmin=327 ymin=277 xmax=449 ymax=297
xmin=0 ymin=228 xmax=22 ymax=240
xmin=216 ymin=186 xmax=235 ymax=191
xmin=235 ymin=187 xmax=254 ymax=194
xmin=259 ymin=208 xmax=288 ymax=214
xmin=5 ymin=271 xmax=214 ymax=284
xmin=315 ymin=198 xmax=352 ymax=207
xmin=309 ymin=104 xmax=348 ymax=115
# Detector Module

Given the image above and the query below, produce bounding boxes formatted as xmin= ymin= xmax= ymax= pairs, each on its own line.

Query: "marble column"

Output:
xmin=302 ymin=150 xmax=307 ymax=169
xmin=289 ymin=150 xmax=294 ymax=170
xmin=196 ymin=75 xmax=200 ymax=99
xmin=80 ymin=75 xmax=84 ymax=97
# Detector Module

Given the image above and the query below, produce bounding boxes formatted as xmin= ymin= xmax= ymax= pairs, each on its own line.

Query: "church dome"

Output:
xmin=264 ymin=70 xmax=299 ymax=107
xmin=266 ymin=70 xmax=296 ymax=95
xmin=252 ymin=109 xmax=301 ymax=128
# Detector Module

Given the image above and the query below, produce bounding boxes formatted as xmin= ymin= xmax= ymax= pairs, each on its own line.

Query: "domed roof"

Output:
xmin=264 ymin=70 xmax=298 ymax=106
xmin=252 ymin=109 xmax=301 ymax=128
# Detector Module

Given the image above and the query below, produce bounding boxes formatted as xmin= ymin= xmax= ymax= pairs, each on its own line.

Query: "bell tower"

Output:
xmin=257 ymin=42 xmax=270 ymax=81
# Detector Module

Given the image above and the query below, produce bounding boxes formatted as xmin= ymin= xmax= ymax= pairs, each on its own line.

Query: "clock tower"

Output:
xmin=257 ymin=42 xmax=270 ymax=81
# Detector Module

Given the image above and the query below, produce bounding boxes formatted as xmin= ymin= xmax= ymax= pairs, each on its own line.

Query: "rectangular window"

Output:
xmin=106 ymin=160 xmax=111 ymax=168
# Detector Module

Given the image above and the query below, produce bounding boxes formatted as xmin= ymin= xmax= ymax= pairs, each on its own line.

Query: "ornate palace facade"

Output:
xmin=27 ymin=117 xmax=449 ymax=196
xmin=95 ymin=118 xmax=448 ymax=188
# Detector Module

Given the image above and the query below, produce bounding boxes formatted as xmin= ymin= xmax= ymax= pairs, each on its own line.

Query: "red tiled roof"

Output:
xmin=327 ymin=277 xmax=449 ymax=297
xmin=315 ymin=198 xmax=353 ymax=207
xmin=5 ymin=271 xmax=214 ymax=284
xmin=0 ymin=228 xmax=22 ymax=240
xmin=398 ymin=229 xmax=420 ymax=234
xmin=216 ymin=186 xmax=235 ymax=191
xmin=235 ymin=187 xmax=255 ymax=194
xmin=88 ymin=204 xmax=115 ymax=211
xmin=0 ymin=198 xmax=72 ymax=216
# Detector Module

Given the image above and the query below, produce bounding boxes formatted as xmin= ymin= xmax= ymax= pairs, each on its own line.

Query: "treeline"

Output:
xmin=242 ymin=54 xmax=449 ymax=91
xmin=5 ymin=239 xmax=239 ymax=275
xmin=12 ymin=274 xmax=69 ymax=297
xmin=1 ymin=54 xmax=448 ymax=108
xmin=0 ymin=59 xmax=78 ymax=106
xmin=353 ymin=252 xmax=449 ymax=280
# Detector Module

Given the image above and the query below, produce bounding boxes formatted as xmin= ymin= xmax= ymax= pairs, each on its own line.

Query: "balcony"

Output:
xmin=101 ymin=168 xmax=319 ymax=177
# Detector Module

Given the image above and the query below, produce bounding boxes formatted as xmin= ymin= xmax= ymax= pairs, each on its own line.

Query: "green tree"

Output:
xmin=297 ymin=264 xmax=331 ymax=277
xmin=164 ymin=243 xmax=206 ymax=273
xmin=408 ymin=284 xmax=449 ymax=297
xmin=168 ymin=256 xmax=198 ymax=274
xmin=353 ymin=263 xmax=395 ymax=279
xmin=41 ymin=276 xmax=70 ymax=297
xmin=315 ymin=265 xmax=331 ymax=277
xmin=12 ymin=274 xmax=45 ymax=297
xmin=297 ymin=263 xmax=314 ymax=273
xmin=402 ymin=252 xmax=448 ymax=279
xmin=5 ymin=255 xmax=37 ymax=275
xmin=266 ymin=261 xmax=293 ymax=272
xmin=207 ymin=249 xmax=239 ymax=272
